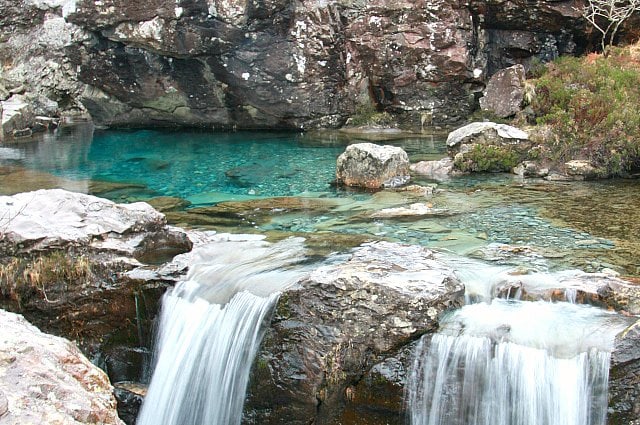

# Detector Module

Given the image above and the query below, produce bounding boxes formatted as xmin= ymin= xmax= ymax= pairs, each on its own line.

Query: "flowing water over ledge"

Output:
xmin=1 ymin=124 xmax=638 ymax=424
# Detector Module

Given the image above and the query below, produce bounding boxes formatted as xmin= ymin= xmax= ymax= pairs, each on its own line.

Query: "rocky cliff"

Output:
xmin=0 ymin=0 xmax=601 ymax=133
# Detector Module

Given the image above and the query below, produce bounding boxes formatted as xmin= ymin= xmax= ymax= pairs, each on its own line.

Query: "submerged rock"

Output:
xmin=245 ymin=241 xmax=464 ymax=424
xmin=0 ymin=309 xmax=124 ymax=424
xmin=336 ymin=143 xmax=410 ymax=189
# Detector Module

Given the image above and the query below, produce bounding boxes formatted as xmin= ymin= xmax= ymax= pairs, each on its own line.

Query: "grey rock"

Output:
xmin=0 ymin=95 xmax=35 ymax=140
xmin=0 ymin=309 xmax=124 ymax=424
xmin=410 ymin=157 xmax=455 ymax=179
xmin=0 ymin=189 xmax=192 ymax=385
xmin=479 ymin=64 xmax=526 ymax=118
xmin=336 ymin=143 xmax=410 ymax=189
xmin=513 ymin=160 xmax=549 ymax=178
xmin=0 ymin=188 xmax=165 ymax=251
xmin=564 ymin=160 xmax=599 ymax=180
xmin=0 ymin=0 xmax=590 ymax=130
xmin=609 ymin=321 xmax=640 ymax=424
xmin=447 ymin=122 xmax=529 ymax=148
xmin=245 ymin=241 xmax=464 ymax=424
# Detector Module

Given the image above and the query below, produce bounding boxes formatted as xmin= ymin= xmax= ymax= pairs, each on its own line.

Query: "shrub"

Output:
xmin=454 ymin=144 xmax=520 ymax=173
xmin=0 ymin=251 xmax=92 ymax=307
xmin=531 ymin=44 xmax=640 ymax=176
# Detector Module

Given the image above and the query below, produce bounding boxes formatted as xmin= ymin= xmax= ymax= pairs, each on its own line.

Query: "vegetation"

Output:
xmin=454 ymin=145 xmax=521 ymax=173
xmin=0 ymin=251 xmax=92 ymax=307
xmin=347 ymin=103 xmax=396 ymax=127
xmin=530 ymin=42 xmax=640 ymax=176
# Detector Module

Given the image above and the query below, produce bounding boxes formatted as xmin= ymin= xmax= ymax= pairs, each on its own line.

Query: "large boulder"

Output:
xmin=244 ymin=241 xmax=464 ymax=424
xmin=0 ymin=309 xmax=124 ymax=424
xmin=479 ymin=64 xmax=526 ymax=118
xmin=446 ymin=122 xmax=531 ymax=173
xmin=336 ymin=143 xmax=410 ymax=189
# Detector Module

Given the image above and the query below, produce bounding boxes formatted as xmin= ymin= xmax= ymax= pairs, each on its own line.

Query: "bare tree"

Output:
xmin=583 ymin=0 xmax=640 ymax=56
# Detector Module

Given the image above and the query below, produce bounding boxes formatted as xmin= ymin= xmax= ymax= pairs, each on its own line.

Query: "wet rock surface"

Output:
xmin=0 ymin=309 xmax=124 ymax=424
xmin=244 ymin=241 xmax=464 ymax=424
xmin=0 ymin=0 xmax=594 ymax=130
xmin=609 ymin=321 xmax=640 ymax=424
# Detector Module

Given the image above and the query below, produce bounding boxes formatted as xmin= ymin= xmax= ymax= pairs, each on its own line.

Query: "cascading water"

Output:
xmin=137 ymin=235 xmax=308 ymax=425
xmin=407 ymin=261 xmax=632 ymax=425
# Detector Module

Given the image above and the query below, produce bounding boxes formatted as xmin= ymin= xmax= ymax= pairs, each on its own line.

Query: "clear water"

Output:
xmin=0 ymin=124 xmax=637 ymax=277
xmin=0 ymin=126 xmax=442 ymax=203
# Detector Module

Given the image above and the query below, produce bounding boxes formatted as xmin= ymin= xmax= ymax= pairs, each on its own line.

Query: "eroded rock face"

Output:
xmin=0 ymin=309 xmax=124 ymax=425
xmin=0 ymin=0 xmax=595 ymax=130
xmin=244 ymin=241 xmax=464 ymax=424
xmin=336 ymin=142 xmax=410 ymax=188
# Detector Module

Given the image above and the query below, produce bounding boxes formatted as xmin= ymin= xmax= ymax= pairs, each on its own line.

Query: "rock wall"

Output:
xmin=0 ymin=0 xmax=602 ymax=132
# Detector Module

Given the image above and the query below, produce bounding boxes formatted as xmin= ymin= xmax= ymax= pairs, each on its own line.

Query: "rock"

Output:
xmin=113 ymin=382 xmax=146 ymax=425
xmin=513 ymin=160 xmax=549 ymax=178
xmin=410 ymin=158 xmax=455 ymax=180
xmin=370 ymin=203 xmax=453 ymax=220
xmin=336 ymin=143 xmax=410 ymax=189
xmin=447 ymin=122 xmax=529 ymax=148
xmin=564 ymin=160 xmax=600 ymax=180
xmin=145 ymin=196 xmax=191 ymax=212
xmin=479 ymin=64 xmax=526 ymax=118
xmin=492 ymin=270 xmax=640 ymax=313
xmin=0 ymin=189 xmax=192 ymax=387
xmin=0 ymin=188 xmax=165 ymax=252
xmin=609 ymin=321 xmax=640 ymax=424
xmin=0 ymin=0 xmax=590 ymax=130
xmin=245 ymin=241 xmax=464 ymax=424
xmin=446 ymin=122 xmax=531 ymax=173
xmin=0 ymin=309 xmax=124 ymax=424
xmin=0 ymin=95 xmax=35 ymax=140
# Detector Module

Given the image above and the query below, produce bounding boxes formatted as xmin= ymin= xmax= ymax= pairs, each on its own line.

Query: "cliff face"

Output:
xmin=0 ymin=0 xmax=592 ymax=130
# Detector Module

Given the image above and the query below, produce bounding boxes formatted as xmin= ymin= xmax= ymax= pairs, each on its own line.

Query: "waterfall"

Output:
xmin=137 ymin=236 xmax=307 ymax=425
xmin=407 ymin=299 xmax=631 ymax=425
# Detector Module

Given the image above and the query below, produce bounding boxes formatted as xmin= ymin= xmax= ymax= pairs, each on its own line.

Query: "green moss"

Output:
xmin=455 ymin=145 xmax=520 ymax=173
xmin=531 ymin=44 xmax=640 ymax=176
